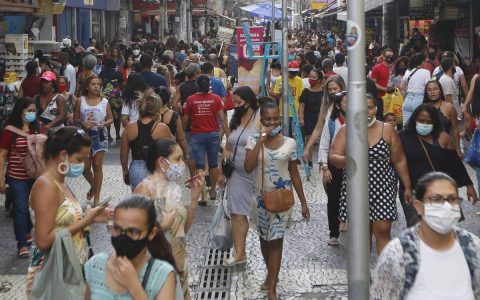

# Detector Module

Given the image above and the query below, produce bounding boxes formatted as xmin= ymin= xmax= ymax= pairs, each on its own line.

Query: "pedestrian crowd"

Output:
xmin=1 ymin=29 xmax=480 ymax=300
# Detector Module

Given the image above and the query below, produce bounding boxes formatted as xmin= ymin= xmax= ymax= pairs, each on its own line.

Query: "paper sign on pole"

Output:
xmin=217 ymin=26 xmax=234 ymax=43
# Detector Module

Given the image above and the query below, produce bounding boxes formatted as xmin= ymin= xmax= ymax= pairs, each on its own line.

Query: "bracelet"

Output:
xmin=321 ymin=164 xmax=328 ymax=170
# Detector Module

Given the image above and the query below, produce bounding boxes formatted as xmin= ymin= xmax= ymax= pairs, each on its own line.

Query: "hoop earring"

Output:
xmin=58 ymin=161 xmax=69 ymax=175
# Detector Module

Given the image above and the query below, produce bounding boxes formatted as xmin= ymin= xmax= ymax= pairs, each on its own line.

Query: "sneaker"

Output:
xmin=18 ymin=247 xmax=29 ymax=258
xmin=328 ymin=237 xmax=339 ymax=246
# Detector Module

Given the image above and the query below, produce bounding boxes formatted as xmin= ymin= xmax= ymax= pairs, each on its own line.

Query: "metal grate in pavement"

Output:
xmin=195 ymin=241 xmax=232 ymax=300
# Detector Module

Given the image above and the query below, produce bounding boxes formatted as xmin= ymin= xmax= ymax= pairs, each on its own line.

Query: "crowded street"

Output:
xmin=1 ymin=0 xmax=480 ymax=299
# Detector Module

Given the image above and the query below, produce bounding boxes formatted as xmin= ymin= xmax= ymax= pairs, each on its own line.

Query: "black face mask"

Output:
xmin=111 ymin=233 xmax=149 ymax=259
xmin=385 ymin=56 xmax=394 ymax=64
xmin=234 ymin=105 xmax=248 ymax=116
xmin=427 ymin=52 xmax=436 ymax=61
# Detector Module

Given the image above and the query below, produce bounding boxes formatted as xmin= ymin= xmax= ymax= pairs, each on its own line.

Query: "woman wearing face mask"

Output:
xmin=318 ymin=91 xmax=346 ymax=246
xmin=398 ymin=104 xmax=477 ymax=227
xmin=76 ymin=54 xmax=97 ymax=97
xmin=219 ymin=86 xmax=260 ymax=266
xmin=388 ymin=56 xmax=410 ymax=94
xmin=36 ymin=71 xmax=67 ymax=132
xmin=120 ymin=91 xmax=173 ymax=190
xmin=57 ymin=76 xmax=78 ymax=126
xmin=371 ymin=172 xmax=480 ymax=300
xmin=134 ymin=139 xmax=205 ymax=300
xmin=244 ymin=101 xmax=310 ymax=300
xmin=0 ymin=98 xmax=39 ymax=257
xmin=423 ymin=79 xmax=461 ymax=157
xmin=121 ymin=54 xmax=135 ymax=82
xmin=303 ymin=75 xmax=345 ymax=164
xmin=85 ymin=195 xmax=177 ymax=299
xmin=299 ymin=68 xmax=324 ymax=165
xmin=330 ymin=94 xmax=413 ymax=255
xmin=401 ymin=53 xmax=431 ymax=126
xmin=26 ymin=127 xmax=109 ymax=295
xmin=74 ymin=75 xmax=113 ymax=206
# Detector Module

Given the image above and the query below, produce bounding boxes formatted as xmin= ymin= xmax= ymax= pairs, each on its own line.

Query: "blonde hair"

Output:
xmin=136 ymin=91 xmax=162 ymax=118
xmin=157 ymin=65 xmax=172 ymax=87
xmin=319 ymin=75 xmax=346 ymax=124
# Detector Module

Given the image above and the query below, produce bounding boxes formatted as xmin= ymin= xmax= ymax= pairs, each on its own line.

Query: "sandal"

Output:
xmin=328 ymin=237 xmax=339 ymax=246
xmin=18 ymin=247 xmax=29 ymax=258
xmin=26 ymin=234 xmax=33 ymax=246
xmin=223 ymin=256 xmax=246 ymax=267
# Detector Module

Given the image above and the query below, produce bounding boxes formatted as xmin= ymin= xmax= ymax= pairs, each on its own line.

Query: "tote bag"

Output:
xmin=465 ymin=129 xmax=480 ymax=168
xmin=30 ymin=229 xmax=86 ymax=300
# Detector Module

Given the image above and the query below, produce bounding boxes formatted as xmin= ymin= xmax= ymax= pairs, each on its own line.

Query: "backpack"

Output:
xmin=4 ymin=125 xmax=47 ymax=179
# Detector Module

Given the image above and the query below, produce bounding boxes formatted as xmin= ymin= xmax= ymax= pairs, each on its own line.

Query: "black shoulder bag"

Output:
xmin=222 ymin=111 xmax=255 ymax=178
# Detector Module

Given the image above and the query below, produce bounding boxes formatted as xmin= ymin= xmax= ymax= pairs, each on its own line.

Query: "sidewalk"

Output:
xmin=1 ymin=143 xmax=479 ymax=299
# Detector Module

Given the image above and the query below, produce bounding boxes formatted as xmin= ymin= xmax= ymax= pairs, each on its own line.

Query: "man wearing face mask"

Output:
xmin=131 ymin=44 xmax=142 ymax=62
xmin=424 ymin=46 xmax=438 ymax=76
xmin=370 ymin=48 xmax=395 ymax=119
xmin=58 ymin=52 xmax=76 ymax=95
xmin=371 ymin=172 xmax=480 ymax=300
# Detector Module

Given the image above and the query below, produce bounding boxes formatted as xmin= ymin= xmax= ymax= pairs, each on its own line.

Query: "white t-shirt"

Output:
xmin=302 ymin=77 xmax=310 ymax=89
xmin=406 ymin=239 xmax=474 ymax=300
xmin=121 ymin=102 xmax=139 ymax=123
xmin=403 ymin=68 xmax=431 ymax=94
xmin=333 ymin=66 xmax=348 ymax=86
xmin=64 ymin=64 xmax=76 ymax=95
xmin=439 ymin=75 xmax=460 ymax=115
xmin=433 ymin=66 xmax=463 ymax=93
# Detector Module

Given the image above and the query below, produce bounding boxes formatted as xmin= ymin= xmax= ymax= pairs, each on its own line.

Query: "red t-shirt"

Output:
xmin=183 ymin=92 xmax=224 ymax=134
xmin=370 ymin=63 xmax=391 ymax=98
xmin=21 ymin=76 xmax=41 ymax=98
xmin=0 ymin=129 xmax=30 ymax=180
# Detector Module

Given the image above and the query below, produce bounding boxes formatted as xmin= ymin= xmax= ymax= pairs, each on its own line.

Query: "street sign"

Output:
xmin=217 ymin=26 xmax=234 ymax=43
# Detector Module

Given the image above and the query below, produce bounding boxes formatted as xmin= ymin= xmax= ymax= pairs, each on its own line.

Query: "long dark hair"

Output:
xmin=423 ymin=80 xmax=445 ymax=104
xmin=329 ymin=91 xmax=347 ymax=121
xmin=44 ymin=126 xmax=91 ymax=161
xmin=115 ymin=195 xmax=178 ymax=272
xmin=408 ymin=53 xmax=425 ymax=70
xmin=471 ymin=75 xmax=480 ymax=118
xmin=5 ymin=97 xmax=40 ymax=133
xmin=230 ymin=86 xmax=258 ymax=131
xmin=403 ymin=104 xmax=444 ymax=139
xmin=197 ymin=75 xmax=211 ymax=93
xmin=123 ymin=73 xmax=149 ymax=108
xmin=146 ymin=139 xmax=178 ymax=173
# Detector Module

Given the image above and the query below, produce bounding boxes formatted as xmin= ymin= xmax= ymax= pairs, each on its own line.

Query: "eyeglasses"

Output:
xmin=425 ymin=194 xmax=463 ymax=208
xmin=108 ymin=223 xmax=148 ymax=240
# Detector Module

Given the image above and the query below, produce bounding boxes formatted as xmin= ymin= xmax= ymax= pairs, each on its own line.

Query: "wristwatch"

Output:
xmin=321 ymin=164 xmax=328 ymax=170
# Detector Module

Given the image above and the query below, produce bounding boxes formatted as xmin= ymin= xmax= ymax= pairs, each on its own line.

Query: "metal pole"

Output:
xmin=271 ymin=0 xmax=275 ymax=42
xmin=281 ymin=0 xmax=289 ymax=135
xmin=346 ymin=0 xmax=369 ymax=299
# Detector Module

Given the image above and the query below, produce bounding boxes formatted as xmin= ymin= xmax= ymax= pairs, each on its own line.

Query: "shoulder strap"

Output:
xmin=328 ymin=119 xmax=335 ymax=148
xmin=407 ymin=68 xmax=419 ymax=83
xmin=142 ymin=257 xmax=155 ymax=289
xmin=4 ymin=125 xmax=29 ymax=138
xmin=417 ymin=136 xmax=435 ymax=171
xmin=232 ymin=111 xmax=255 ymax=161
xmin=261 ymin=142 xmax=265 ymax=193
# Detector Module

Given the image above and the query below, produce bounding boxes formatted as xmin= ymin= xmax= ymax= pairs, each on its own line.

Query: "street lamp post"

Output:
xmin=346 ymin=0 xmax=370 ymax=299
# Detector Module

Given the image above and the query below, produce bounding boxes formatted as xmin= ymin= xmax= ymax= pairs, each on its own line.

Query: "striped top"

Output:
xmin=0 ymin=129 xmax=30 ymax=180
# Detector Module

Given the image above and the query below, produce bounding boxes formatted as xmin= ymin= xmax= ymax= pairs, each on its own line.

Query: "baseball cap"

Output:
xmin=288 ymin=61 xmax=300 ymax=72
xmin=40 ymin=71 xmax=57 ymax=82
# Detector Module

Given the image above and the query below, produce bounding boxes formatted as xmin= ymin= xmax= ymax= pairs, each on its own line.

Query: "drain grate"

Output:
xmin=194 ymin=242 xmax=232 ymax=300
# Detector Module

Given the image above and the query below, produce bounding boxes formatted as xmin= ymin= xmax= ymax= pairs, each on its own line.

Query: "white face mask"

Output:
xmin=133 ymin=49 xmax=140 ymax=56
xmin=368 ymin=115 xmax=376 ymax=127
xmin=423 ymin=202 xmax=461 ymax=234
xmin=37 ymin=67 xmax=42 ymax=74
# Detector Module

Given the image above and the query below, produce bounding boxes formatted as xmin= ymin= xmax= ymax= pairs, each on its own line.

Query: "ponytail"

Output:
xmin=147 ymin=223 xmax=179 ymax=273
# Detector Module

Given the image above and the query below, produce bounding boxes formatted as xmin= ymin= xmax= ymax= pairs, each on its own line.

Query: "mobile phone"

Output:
xmin=98 ymin=196 xmax=114 ymax=207
xmin=184 ymin=172 xmax=207 ymax=184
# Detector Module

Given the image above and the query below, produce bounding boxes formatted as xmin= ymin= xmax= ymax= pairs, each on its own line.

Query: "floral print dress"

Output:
xmin=246 ymin=134 xmax=297 ymax=241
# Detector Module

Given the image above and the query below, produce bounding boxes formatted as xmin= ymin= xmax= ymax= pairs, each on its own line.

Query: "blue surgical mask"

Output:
xmin=24 ymin=112 xmax=36 ymax=123
xmin=269 ymin=125 xmax=282 ymax=136
xmin=66 ymin=163 xmax=85 ymax=178
xmin=416 ymin=122 xmax=433 ymax=136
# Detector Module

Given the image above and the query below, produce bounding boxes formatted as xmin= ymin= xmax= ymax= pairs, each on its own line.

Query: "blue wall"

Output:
xmin=65 ymin=0 xmax=107 ymax=9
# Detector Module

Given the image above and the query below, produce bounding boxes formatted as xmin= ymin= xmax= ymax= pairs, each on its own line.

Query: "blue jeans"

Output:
xmin=190 ymin=131 xmax=220 ymax=169
xmin=476 ymin=167 xmax=480 ymax=194
xmin=402 ymin=92 xmax=424 ymax=126
xmin=129 ymin=160 xmax=150 ymax=191
xmin=6 ymin=176 xmax=34 ymax=249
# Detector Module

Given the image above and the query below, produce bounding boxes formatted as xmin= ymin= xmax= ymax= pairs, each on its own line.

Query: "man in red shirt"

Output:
xmin=424 ymin=45 xmax=439 ymax=76
xmin=183 ymin=75 xmax=230 ymax=204
xmin=370 ymin=48 xmax=394 ymax=120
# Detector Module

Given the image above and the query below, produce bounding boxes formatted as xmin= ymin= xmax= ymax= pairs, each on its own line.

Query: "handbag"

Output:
xmin=465 ymin=129 xmax=480 ymax=168
xmin=208 ymin=186 xmax=232 ymax=251
xmin=261 ymin=143 xmax=295 ymax=213
xmin=30 ymin=229 xmax=86 ymax=300
xmin=222 ymin=111 xmax=255 ymax=178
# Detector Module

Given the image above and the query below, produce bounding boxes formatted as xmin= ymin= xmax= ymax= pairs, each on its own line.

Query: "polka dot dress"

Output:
xmin=339 ymin=138 xmax=398 ymax=222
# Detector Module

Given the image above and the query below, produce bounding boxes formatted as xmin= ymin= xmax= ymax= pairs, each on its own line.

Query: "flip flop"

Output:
xmin=223 ymin=256 xmax=246 ymax=267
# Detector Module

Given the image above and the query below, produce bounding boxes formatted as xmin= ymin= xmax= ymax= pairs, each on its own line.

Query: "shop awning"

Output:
xmin=365 ymin=0 xmax=395 ymax=12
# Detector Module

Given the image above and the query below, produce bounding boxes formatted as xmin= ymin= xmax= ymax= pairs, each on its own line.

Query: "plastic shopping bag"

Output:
xmin=209 ymin=187 xmax=232 ymax=251
xmin=465 ymin=129 xmax=480 ymax=168
xmin=30 ymin=229 xmax=86 ymax=300
xmin=383 ymin=88 xmax=404 ymax=125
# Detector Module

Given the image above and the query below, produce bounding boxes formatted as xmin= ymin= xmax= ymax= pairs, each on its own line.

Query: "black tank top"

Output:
xmin=436 ymin=103 xmax=452 ymax=134
xmin=129 ymin=120 xmax=157 ymax=160
xmin=160 ymin=110 xmax=178 ymax=136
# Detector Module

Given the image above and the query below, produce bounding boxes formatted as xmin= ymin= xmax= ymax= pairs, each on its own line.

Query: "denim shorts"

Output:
xmin=129 ymin=160 xmax=150 ymax=190
xmin=402 ymin=92 xmax=424 ymax=126
xmin=184 ymin=131 xmax=195 ymax=159
xmin=190 ymin=131 xmax=220 ymax=169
